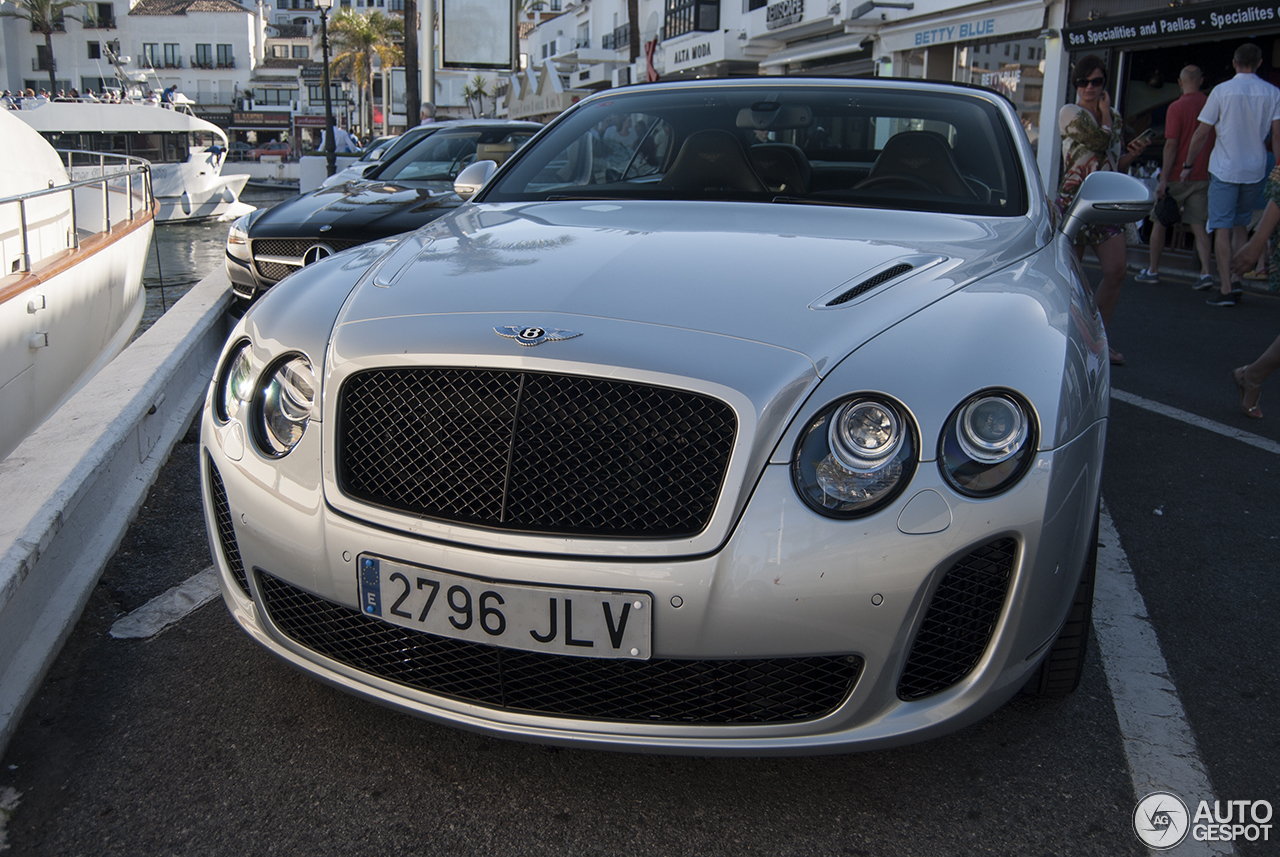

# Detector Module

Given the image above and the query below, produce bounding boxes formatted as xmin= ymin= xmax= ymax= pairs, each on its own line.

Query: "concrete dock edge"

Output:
xmin=0 ymin=269 xmax=234 ymax=758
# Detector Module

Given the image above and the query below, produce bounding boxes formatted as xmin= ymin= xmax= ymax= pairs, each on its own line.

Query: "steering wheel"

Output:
xmin=855 ymin=173 xmax=942 ymax=194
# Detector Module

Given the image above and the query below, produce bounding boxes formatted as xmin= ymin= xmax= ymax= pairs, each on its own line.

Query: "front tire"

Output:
xmin=1023 ymin=510 xmax=1098 ymax=697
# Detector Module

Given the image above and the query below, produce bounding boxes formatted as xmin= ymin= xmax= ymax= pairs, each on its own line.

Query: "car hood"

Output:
xmin=332 ymin=200 xmax=1044 ymax=375
xmin=250 ymin=180 xmax=461 ymax=240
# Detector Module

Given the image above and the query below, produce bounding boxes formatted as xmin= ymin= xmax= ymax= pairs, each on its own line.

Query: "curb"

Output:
xmin=0 ymin=269 xmax=233 ymax=759
xmin=1124 ymin=245 xmax=1275 ymax=297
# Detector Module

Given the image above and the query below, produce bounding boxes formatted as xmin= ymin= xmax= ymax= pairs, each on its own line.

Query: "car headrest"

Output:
xmin=660 ymin=130 xmax=767 ymax=194
xmin=748 ymin=143 xmax=810 ymax=194
xmin=867 ymin=131 xmax=974 ymax=199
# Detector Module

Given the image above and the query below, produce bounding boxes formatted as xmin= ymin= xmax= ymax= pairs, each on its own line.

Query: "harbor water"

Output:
xmin=137 ymin=187 xmax=296 ymax=335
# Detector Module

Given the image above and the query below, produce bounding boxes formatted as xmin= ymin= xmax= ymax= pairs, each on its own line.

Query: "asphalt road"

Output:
xmin=1 ymin=264 xmax=1276 ymax=857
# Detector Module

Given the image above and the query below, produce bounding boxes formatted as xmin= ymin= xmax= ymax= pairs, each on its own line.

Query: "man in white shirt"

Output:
xmin=1183 ymin=42 xmax=1280 ymax=305
xmin=321 ymin=123 xmax=359 ymax=153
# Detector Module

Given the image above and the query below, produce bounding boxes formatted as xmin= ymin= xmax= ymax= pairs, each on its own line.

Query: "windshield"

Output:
xmin=485 ymin=85 xmax=1027 ymax=216
xmin=377 ymin=127 xmax=537 ymax=184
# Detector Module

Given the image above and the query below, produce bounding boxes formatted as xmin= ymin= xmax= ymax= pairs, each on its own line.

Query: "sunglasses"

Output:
xmin=1075 ymin=76 xmax=1107 ymax=88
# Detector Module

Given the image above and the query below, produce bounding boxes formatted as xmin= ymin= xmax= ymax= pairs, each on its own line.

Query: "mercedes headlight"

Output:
xmin=215 ymin=341 xmax=253 ymax=423
xmin=254 ymin=355 xmax=316 ymax=457
xmin=792 ymin=396 xmax=917 ymax=517
xmin=939 ymin=392 xmax=1035 ymax=496
xmin=226 ymin=213 xmax=252 ymax=261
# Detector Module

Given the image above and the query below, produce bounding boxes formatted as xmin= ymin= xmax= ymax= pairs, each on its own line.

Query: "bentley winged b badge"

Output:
xmin=495 ymin=326 xmax=583 ymax=347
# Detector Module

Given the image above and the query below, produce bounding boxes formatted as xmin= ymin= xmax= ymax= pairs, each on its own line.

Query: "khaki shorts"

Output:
xmin=1168 ymin=179 xmax=1209 ymax=225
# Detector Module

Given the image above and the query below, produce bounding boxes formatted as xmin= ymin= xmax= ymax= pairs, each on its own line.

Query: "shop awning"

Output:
xmin=759 ymin=32 xmax=873 ymax=70
xmin=876 ymin=0 xmax=1046 ymax=53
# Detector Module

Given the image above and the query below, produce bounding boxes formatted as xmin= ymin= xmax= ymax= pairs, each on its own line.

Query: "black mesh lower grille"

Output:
xmin=896 ymin=538 xmax=1017 ymax=701
xmin=337 ymin=368 xmax=737 ymax=537
xmin=207 ymin=457 xmax=249 ymax=596
xmin=258 ymin=571 xmax=861 ymax=723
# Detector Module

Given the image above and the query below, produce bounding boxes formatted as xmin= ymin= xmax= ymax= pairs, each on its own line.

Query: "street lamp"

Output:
xmin=317 ymin=0 xmax=336 ymax=177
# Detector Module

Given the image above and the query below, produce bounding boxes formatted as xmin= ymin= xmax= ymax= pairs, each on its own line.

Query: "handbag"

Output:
xmin=1154 ymin=194 xmax=1180 ymax=227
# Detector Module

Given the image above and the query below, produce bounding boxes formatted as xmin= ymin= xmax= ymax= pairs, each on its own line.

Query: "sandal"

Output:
xmin=1109 ymin=348 xmax=1125 ymax=366
xmin=1233 ymin=366 xmax=1263 ymax=419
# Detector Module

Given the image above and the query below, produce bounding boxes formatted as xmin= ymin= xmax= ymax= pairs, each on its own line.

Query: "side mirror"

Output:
xmin=1061 ymin=171 xmax=1153 ymax=244
xmin=454 ymin=160 xmax=497 ymax=200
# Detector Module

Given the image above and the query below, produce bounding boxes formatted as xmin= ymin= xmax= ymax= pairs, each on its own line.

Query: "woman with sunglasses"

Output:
xmin=1057 ymin=54 xmax=1150 ymax=365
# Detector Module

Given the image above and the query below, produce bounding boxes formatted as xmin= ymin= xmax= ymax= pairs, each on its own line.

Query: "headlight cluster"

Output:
xmin=792 ymin=390 xmax=1036 ymax=517
xmin=214 ymin=341 xmax=317 ymax=457
xmin=793 ymin=397 xmax=917 ymax=517
xmin=939 ymin=392 xmax=1035 ymax=496
xmin=225 ymin=213 xmax=253 ymax=261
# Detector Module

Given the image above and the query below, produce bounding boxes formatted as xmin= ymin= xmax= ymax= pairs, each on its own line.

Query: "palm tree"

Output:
xmin=327 ymin=9 xmax=403 ymax=137
xmin=462 ymin=74 xmax=489 ymax=118
xmin=0 ymin=0 xmax=81 ymax=94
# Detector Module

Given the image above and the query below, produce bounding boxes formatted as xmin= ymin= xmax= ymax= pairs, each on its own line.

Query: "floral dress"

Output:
xmin=1264 ymin=164 xmax=1280 ymax=293
xmin=1057 ymin=103 xmax=1125 ymax=246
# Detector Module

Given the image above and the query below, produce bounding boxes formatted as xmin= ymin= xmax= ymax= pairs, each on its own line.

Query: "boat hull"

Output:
xmin=0 ymin=213 xmax=153 ymax=461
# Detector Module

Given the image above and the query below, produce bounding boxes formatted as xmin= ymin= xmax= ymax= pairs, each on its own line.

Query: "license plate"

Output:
xmin=357 ymin=555 xmax=652 ymax=660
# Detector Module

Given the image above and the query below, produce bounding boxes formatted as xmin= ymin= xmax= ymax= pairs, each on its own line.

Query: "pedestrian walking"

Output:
xmin=1137 ymin=65 xmax=1216 ymax=290
xmin=1057 ymin=54 xmax=1150 ymax=365
xmin=1182 ymin=43 xmax=1280 ymax=306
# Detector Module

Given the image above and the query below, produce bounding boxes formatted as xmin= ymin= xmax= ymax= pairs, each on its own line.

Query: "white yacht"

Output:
xmin=11 ymin=100 xmax=254 ymax=224
xmin=0 ymin=109 xmax=155 ymax=461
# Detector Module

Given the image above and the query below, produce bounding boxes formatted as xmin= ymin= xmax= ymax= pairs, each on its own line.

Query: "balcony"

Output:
xmin=31 ymin=20 xmax=66 ymax=32
xmin=216 ymin=59 xmax=236 ymax=69
xmin=192 ymin=56 xmax=214 ymax=69
xmin=601 ymin=22 xmax=630 ymax=51
xmin=31 ymin=57 xmax=57 ymax=71
xmin=82 ymin=14 xmax=117 ymax=29
xmin=163 ymin=59 xmax=183 ymax=68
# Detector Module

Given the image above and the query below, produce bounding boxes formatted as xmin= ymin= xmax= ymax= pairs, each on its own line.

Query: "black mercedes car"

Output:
xmin=224 ymin=120 xmax=541 ymax=304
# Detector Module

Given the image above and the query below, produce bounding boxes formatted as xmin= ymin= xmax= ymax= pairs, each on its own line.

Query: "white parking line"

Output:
xmin=108 ymin=567 xmax=220 ymax=640
xmin=1094 ymin=504 xmax=1231 ymax=856
xmin=1112 ymin=389 xmax=1280 ymax=456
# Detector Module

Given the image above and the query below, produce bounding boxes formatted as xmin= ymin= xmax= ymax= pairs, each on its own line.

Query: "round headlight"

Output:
xmin=940 ymin=391 xmax=1035 ymax=497
xmin=829 ymin=400 xmax=905 ymax=471
xmin=957 ymin=396 xmax=1028 ymax=463
xmin=793 ymin=396 xmax=917 ymax=518
xmin=216 ymin=342 xmax=253 ymax=423
xmin=256 ymin=355 xmax=316 ymax=456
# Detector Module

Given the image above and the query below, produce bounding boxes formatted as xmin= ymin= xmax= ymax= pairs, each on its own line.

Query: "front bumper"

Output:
xmin=201 ymin=394 xmax=1105 ymax=754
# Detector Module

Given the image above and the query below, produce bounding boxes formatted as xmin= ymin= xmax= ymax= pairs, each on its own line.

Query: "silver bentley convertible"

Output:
xmin=201 ymin=78 xmax=1151 ymax=754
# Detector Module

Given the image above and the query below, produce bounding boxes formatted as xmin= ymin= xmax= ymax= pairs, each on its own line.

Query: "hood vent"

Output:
xmin=826 ymin=263 xmax=915 ymax=306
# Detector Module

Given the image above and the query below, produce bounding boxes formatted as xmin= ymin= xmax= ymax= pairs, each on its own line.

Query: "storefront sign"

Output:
xmin=766 ymin=0 xmax=803 ymax=30
xmin=671 ymin=41 xmax=714 ymax=65
xmin=231 ymin=111 xmax=291 ymax=128
xmin=980 ymin=68 xmax=1022 ymax=94
xmin=878 ymin=0 xmax=1044 ymax=53
xmin=914 ymin=18 xmax=995 ymax=46
xmin=1064 ymin=1 xmax=1280 ymax=50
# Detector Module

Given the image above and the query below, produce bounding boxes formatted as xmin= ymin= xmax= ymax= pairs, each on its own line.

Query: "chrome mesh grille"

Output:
xmin=337 ymin=368 xmax=738 ymax=537
xmin=250 ymin=238 xmax=364 ymax=284
xmin=897 ymin=538 xmax=1017 ymax=700
xmin=258 ymin=570 xmax=862 ymax=723
xmin=253 ymin=259 xmax=294 ymax=283
xmin=207 ymin=457 xmax=249 ymax=596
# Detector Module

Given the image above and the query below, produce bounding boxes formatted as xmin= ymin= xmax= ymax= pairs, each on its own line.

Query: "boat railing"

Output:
xmin=0 ymin=150 xmax=152 ymax=273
